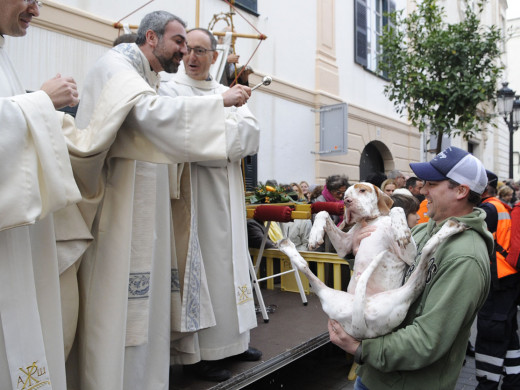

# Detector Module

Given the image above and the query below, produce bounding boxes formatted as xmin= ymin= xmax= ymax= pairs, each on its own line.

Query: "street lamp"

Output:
xmin=496 ymin=82 xmax=520 ymax=179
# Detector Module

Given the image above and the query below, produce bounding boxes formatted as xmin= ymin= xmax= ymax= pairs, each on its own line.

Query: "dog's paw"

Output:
xmin=437 ymin=219 xmax=468 ymax=237
xmin=277 ymin=238 xmax=308 ymax=270
xmin=277 ymin=238 xmax=296 ymax=251
xmin=390 ymin=207 xmax=412 ymax=248
xmin=308 ymin=211 xmax=328 ymax=249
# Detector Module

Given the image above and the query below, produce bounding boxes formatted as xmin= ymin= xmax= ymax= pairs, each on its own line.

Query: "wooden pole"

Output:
xmin=196 ymin=0 xmax=200 ymax=27
xmin=113 ymin=22 xmax=139 ymax=30
xmin=212 ymin=31 xmax=267 ymax=40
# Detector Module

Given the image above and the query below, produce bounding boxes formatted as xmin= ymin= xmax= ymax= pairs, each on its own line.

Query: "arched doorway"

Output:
xmin=359 ymin=141 xmax=393 ymax=182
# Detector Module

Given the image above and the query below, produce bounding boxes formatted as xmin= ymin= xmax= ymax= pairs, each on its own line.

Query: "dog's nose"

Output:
xmin=344 ymin=198 xmax=352 ymax=205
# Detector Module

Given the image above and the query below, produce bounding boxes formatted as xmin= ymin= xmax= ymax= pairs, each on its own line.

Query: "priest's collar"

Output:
xmin=173 ymin=71 xmax=221 ymax=90
xmin=113 ymin=43 xmax=160 ymax=90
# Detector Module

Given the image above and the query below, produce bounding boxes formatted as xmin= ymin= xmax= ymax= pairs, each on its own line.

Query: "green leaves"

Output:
xmin=246 ymin=183 xmax=297 ymax=204
xmin=378 ymin=0 xmax=503 ymax=152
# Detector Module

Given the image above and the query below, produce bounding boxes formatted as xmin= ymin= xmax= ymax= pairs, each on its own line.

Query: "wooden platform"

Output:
xmin=169 ymin=288 xmax=329 ymax=390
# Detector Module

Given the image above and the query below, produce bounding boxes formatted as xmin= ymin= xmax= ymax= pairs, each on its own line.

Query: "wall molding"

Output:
xmin=35 ymin=0 xmax=122 ymax=46
xmin=249 ymin=73 xmax=342 ymax=108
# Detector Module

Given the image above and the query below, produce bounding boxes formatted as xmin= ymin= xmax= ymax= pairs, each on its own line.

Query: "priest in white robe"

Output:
xmin=61 ymin=12 xmax=253 ymax=390
xmin=159 ymin=28 xmax=259 ymax=381
xmin=0 ymin=1 xmax=89 ymax=389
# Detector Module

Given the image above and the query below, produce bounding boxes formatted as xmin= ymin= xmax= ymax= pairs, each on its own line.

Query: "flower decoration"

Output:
xmin=246 ymin=183 xmax=297 ymax=204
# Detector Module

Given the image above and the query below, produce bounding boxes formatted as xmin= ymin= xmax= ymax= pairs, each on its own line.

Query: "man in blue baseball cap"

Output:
xmin=329 ymin=146 xmax=493 ymax=390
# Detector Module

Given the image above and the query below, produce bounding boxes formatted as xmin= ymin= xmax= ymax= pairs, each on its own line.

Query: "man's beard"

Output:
xmin=154 ymin=48 xmax=182 ymax=74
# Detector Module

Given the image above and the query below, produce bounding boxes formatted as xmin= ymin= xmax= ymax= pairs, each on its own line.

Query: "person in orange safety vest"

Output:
xmin=474 ymin=170 xmax=520 ymax=390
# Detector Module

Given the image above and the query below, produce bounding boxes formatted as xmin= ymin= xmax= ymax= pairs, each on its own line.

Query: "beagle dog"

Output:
xmin=278 ymin=183 xmax=466 ymax=339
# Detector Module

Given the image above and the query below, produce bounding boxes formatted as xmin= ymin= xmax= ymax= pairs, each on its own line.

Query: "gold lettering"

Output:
xmin=17 ymin=361 xmax=50 ymax=390
xmin=237 ymin=285 xmax=253 ymax=304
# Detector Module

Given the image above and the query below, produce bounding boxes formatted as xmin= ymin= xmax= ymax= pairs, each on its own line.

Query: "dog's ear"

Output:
xmin=374 ymin=185 xmax=393 ymax=216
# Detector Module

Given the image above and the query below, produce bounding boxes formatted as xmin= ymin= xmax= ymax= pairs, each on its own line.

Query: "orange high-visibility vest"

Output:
xmin=417 ymin=198 xmax=429 ymax=224
xmin=482 ymin=197 xmax=516 ymax=278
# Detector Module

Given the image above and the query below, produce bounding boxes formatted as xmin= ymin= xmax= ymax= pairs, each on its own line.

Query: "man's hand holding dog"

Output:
xmin=328 ymin=319 xmax=360 ymax=355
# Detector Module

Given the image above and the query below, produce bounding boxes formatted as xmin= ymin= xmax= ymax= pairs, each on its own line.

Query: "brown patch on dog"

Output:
xmin=373 ymin=184 xmax=393 ymax=216
xmin=353 ymin=183 xmax=375 ymax=193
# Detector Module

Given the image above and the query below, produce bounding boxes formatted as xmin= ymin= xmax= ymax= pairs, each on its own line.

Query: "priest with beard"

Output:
xmin=159 ymin=28 xmax=261 ymax=382
xmin=61 ymin=11 xmax=253 ymax=390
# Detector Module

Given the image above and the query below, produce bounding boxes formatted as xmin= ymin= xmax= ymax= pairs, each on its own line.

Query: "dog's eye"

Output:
xmin=360 ymin=189 xmax=366 ymax=193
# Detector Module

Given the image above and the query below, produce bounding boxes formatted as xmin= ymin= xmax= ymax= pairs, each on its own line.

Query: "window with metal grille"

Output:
xmin=354 ymin=0 xmax=395 ymax=75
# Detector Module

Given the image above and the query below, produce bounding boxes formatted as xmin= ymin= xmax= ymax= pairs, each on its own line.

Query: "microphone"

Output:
xmin=251 ymin=76 xmax=272 ymax=92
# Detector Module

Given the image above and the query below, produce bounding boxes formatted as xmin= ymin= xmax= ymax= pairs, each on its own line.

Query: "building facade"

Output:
xmin=6 ymin=0 xmax=511 ymax=184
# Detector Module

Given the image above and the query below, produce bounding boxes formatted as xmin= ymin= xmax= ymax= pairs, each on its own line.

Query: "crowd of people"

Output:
xmin=281 ymin=170 xmax=425 ymax=229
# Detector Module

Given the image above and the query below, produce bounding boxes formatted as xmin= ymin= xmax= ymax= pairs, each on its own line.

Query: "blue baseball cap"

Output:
xmin=409 ymin=147 xmax=487 ymax=194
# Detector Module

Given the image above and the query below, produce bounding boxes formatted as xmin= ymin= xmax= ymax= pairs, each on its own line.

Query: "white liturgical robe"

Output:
xmin=63 ymin=43 xmax=235 ymax=390
xmin=0 ymin=35 xmax=83 ymax=390
xmin=160 ymin=72 xmax=259 ymax=362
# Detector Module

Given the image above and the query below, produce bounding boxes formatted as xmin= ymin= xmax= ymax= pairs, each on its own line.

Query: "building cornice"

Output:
xmin=34 ymin=0 xmax=121 ymax=46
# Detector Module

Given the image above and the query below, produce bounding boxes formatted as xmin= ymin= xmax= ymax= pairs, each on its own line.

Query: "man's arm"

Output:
xmin=0 ymin=92 xmax=80 ymax=231
xmin=159 ymin=80 xmax=258 ymax=164
xmin=114 ymin=92 xmax=229 ymax=164
xmin=160 ymin=80 xmax=250 ymax=108
xmin=358 ymin=256 xmax=486 ymax=372
xmin=221 ymin=101 xmax=259 ymax=163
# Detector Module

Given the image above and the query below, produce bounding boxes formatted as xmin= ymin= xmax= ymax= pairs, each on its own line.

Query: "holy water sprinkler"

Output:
xmin=251 ymin=76 xmax=272 ymax=92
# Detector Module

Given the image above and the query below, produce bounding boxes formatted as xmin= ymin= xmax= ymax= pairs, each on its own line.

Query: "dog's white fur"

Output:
xmin=278 ymin=183 xmax=467 ymax=339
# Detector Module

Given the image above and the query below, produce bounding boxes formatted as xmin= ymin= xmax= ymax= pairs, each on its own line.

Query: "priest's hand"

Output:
xmin=222 ymin=85 xmax=251 ymax=107
xmin=41 ymin=74 xmax=79 ymax=109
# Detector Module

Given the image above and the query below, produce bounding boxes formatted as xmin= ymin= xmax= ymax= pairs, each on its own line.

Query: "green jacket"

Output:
xmin=357 ymin=208 xmax=492 ymax=390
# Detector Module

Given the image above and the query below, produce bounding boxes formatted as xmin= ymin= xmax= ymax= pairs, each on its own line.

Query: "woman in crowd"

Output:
xmin=290 ymin=182 xmax=306 ymax=202
xmin=299 ymin=181 xmax=311 ymax=202
xmin=498 ymin=185 xmax=514 ymax=207
xmin=381 ymin=178 xmax=397 ymax=195
xmin=313 ymin=175 xmax=350 ymax=226
xmin=314 ymin=175 xmax=349 ymax=203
